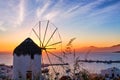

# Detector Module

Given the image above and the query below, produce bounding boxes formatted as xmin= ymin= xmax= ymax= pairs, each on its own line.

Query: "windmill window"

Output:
xmin=31 ymin=54 xmax=34 ymax=59
xmin=26 ymin=71 xmax=32 ymax=80
xmin=112 ymin=73 xmax=114 ymax=78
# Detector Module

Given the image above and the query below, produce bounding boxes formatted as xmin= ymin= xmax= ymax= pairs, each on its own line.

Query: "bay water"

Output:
xmin=0 ymin=52 xmax=120 ymax=73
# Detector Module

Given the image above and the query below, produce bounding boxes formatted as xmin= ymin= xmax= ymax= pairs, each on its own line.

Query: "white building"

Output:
xmin=13 ymin=38 xmax=42 ymax=80
xmin=101 ymin=67 xmax=120 ymax=79
xmin=0 ymin=64 xmax=12 ymax=79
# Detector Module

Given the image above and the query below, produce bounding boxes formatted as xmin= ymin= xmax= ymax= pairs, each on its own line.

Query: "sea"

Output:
xmin=0 ymin=52 xmax=120 ymax=74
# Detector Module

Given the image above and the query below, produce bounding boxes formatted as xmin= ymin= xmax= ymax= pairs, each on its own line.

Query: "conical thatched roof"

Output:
xmin=13 ymin=38 xmax=41 ymax=58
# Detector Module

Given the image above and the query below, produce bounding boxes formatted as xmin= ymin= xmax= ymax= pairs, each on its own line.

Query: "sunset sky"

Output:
xmin=0 ymin=0 xmax=120 ymax=53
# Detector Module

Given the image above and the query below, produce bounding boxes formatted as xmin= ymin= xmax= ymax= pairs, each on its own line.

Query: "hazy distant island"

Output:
xmin=78 ymin=44 xmax=120 ymax=53
xmin=113 ymin=51 xmax=120 ymax=53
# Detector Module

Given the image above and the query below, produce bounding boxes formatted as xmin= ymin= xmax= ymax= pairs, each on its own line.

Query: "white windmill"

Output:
xmin=13 ymin=20 xmax=63 ymax=80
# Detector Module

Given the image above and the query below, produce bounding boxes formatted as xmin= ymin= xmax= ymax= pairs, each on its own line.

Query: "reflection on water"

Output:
xmin=0 ymin=52 xmax=120 ymax=73
xmin=0 ymin=53 xmax=13 ymax=65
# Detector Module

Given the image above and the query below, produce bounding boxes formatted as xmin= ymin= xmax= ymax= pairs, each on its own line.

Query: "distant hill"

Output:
xmin=111 ymin=44 xmax=120 ymax=48
xmin=113 ymin=51 xmax=120 ymax=53
xmin=109 ymin=44 xmax=120 ymax=52
xmin=78 ymin=44 xmax=120 ymax=53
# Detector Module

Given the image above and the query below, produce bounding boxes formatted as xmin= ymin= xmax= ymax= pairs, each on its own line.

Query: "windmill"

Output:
xmin=13 ymin=20 xmax=68 ymax=80
xmin=30 ymin=20 xmax=66 ymax=79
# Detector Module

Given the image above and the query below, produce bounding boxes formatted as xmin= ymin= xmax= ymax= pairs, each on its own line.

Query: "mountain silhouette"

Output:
xmin=79 ymin=44 xmax=120 ymax=53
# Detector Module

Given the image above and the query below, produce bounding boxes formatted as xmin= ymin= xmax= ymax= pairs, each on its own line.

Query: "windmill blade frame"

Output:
xmin=29 ymin=20 xmax=65 ymax=79
xmin=45 ymin=27 xmax=58 ymax=47
xmin=43 ymin=20 xmax=49 ymax=46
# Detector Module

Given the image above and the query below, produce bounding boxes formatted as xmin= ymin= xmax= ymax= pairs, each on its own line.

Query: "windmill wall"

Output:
xmin=13 ymin=38 xmax=42 ymax=80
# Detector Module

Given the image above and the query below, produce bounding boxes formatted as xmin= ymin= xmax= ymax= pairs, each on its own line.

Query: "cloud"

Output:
xmin=35 ymin=0 xmax=104 ymax=21
xmin=65 ymin=5 xmax=81 ymax=14
xmin=0 ymin=0 xmax=26 ymax=29
xmin=36 ymin=1 xmax=51 ymax=18
xmin=62 ymin=0 xmax=104 ymax=18
xmin=89 ymin=2 xmax=120 ymax=17
xmin=48 ymin=0 xmax=120 ymax=23
xmin=36 ymin=0 xmax=66 ymax=20
xmin=43 ymin=11 xmax=60 ymax=20
xmin=1 ymin=0 xmax=119 ymax=31
xmin=16 ymin=0 xmax=25 ymax=26
xmin=0 ymin=21 xmax=6 ymax=31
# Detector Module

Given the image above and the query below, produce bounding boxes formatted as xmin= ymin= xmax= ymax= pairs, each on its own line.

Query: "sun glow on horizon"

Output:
xmin=0 ymin=0 xmax=120 ymax=54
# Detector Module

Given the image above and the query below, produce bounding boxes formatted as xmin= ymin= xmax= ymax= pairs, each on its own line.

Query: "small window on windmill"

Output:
xmin=26 ymin=71 xmax=32 ymax=80
xmin=31 ymin=54 xmax=34 ymax=59
xmin=18 ymin=71 xmax=22 ymax=79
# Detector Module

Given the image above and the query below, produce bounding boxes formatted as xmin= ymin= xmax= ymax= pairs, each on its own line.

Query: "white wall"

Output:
xmin=13 ymin=54 xmax=41 ymax=80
